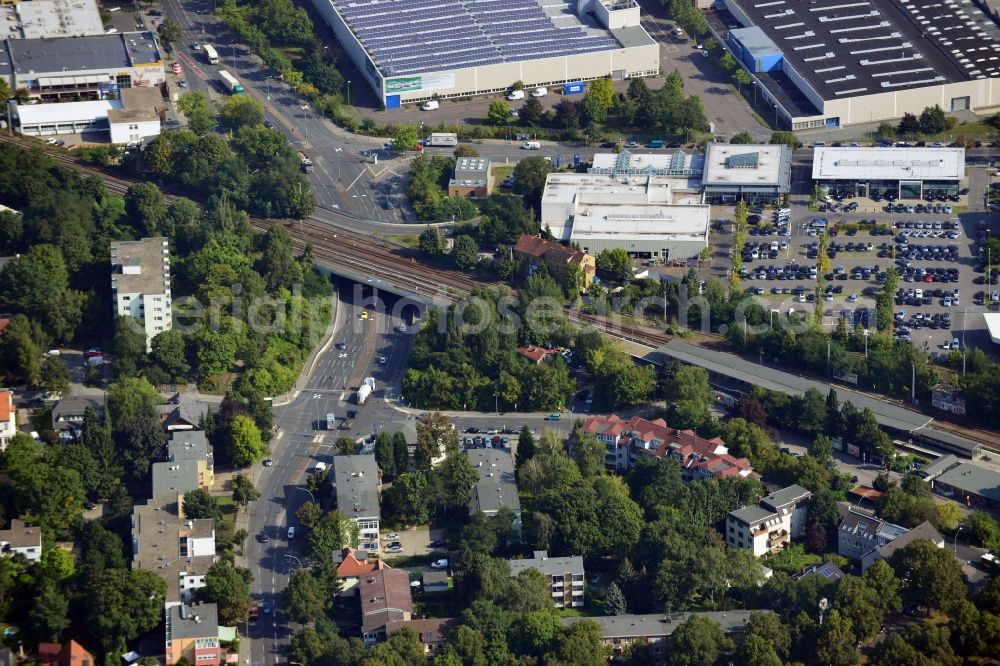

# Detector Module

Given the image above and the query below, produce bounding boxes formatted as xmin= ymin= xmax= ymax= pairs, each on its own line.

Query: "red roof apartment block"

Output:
xmin=582 ymin=414 xmax=756 ymax=480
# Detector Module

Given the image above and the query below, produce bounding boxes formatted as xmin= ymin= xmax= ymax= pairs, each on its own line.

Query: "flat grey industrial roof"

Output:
xmin=761 ymin=484 xmax=810 ymax=510
xmin=934 ymin=461 xmax=1000 ymax=502
xmin=151 ymin=459 xmax=201 ymax=498
xmin=334 ymin=455 xmax=380 ymax=520
xmin=724 ymin=0 xmax=979 ymax=103
xmin=329 ymin=0 xmax=634 ymax=76
xmin=911 ymin=426 xmax=982 ymax=456
xmin=168 ymin=431 xmax=211 ymax=463
xmin=2 ymin=32 xmax=161 ymax=78
xmin=651 ymin=340 xmax=932 ymax=432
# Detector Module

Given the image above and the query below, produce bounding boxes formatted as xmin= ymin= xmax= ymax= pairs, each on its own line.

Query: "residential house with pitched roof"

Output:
xmin=0 ymin=389 xmax=14 ymax=451
xmin=159 ymin=393 xmax=209 ymax=432
xmin=37 ymin=640 xmax=95 ymax=666
xmin=359 ymin=567 xmax=413 ymax=645
xmin=0 ymin=518 xmax=41 ymax=562
xmin=384 ymin=619 xmax=458 ymax=656
xmin=51 ymin=397 xmax=100 ymax=442
xmin=836 ymin=504 xmax=910 ymax=571
xmin=333 ymin=546 xmax=387 ymax=596
xmin=513 ymin=234 xmax=596 ymax=290
xmin=581 ymin=414 xmax=755 ymax=479
xmin=725 ymin=485 xmax=812 ymax=557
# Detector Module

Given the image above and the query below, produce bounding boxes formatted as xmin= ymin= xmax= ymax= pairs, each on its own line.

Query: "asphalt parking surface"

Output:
xmin=707 ymin=174 xmax=995 ymax=360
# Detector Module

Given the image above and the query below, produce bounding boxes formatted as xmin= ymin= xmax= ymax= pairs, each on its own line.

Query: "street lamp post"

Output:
xmin=232 ymin=44 xmax=236 ymax=69
xmin=312 ymin=393 xmax=321 ymax=429
xmin=955 ymin=525 xmax=964 ymax=554
xmin=346 ymin=80 xmax=351 ymax=107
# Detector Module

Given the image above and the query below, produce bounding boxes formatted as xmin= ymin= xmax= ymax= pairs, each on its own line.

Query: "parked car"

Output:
xmin=430 ymin=558 xmax=450 ymax=570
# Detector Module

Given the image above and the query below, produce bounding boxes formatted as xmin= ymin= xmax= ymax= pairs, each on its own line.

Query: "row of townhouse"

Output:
xmin=582 ymin=414 xmax=756 ymax=480
xmin=131 ymin=427 xmax=223 ymax=666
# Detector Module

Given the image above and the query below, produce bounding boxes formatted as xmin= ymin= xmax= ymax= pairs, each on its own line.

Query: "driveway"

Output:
xmin=381 ymin=525 xmax=445 ymax=558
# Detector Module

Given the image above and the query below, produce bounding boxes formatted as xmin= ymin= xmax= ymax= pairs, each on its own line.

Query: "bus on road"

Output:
xmin=203 ymin=44 xmax=219 ymax=64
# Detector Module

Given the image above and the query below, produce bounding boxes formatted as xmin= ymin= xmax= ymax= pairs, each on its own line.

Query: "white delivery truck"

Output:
xmin=297 ymin=151 xmax=314 ymax=173
xmin=356 ymin=377 xmax=376 ymax=405
xmin=521 ymin=141 xmax=541 ymax=150
xmin=507 ymin=90 xmax=525 ymax=100
xmin=219 ymin=70 xmax=244 ymax=94
xmin=425 ymin=132 xmax=458 ymax=147
xmin=325 ymin=413 xmax=336 ymax=430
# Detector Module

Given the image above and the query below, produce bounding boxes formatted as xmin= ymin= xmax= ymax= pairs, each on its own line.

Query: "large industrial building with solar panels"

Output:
xmin=706 ymin=0 xmax=1000 ymax=128
xmin=309 ymin=0 xmax=660 ymax=108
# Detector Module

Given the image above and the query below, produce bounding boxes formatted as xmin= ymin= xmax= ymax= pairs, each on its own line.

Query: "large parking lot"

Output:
xmin=707 ymin=167 xmax=996 ymax=358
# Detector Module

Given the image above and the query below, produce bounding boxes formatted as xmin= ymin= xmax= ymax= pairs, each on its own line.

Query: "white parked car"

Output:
xmin=532 ymin=87 xmax=547 ymax=97
xmin=421 ymin=100 xmax=439 ymax=111
xmin=383 ymin=533 xmax=400 ymax=541
xmin=430 ymin=558 xmax=450 ymax=570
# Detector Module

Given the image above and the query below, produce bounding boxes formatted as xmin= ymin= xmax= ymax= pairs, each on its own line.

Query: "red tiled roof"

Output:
xmin=336 ymin=547 xmax=382 ymax=578
xmin=517 ymin=345 xmax=554 ymax=364
xmin=0 ymin=391 xmax=10 ymax=422
xmin=582 ymin=414 xmax=755 ymax=479
xmin=514 ymin=235 xmax=590 ymax=266
xmin=0 ymin=318 xmax=8 ymax=334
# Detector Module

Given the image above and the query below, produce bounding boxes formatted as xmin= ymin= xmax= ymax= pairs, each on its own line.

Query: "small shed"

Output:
xmin=422 ymin=570 xmax=450 ymax=593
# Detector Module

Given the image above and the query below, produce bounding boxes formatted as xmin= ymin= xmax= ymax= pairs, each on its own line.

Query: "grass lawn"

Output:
xmin=383 ymin=553 xmax=439 ymax=567
xmin=492 ymin=165 xmax=515 ymax=183
xmin=557 ymin=606 xmax=604 ymax=618
xmin=217 ymin=495 xmax=237 ymax=515
xmin=374 ymin=233 xmax=420 ymax=249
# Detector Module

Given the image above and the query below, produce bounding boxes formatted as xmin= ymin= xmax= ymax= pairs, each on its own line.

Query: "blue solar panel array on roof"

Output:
xmin=333 ymin=0 xmax=626 ymax=76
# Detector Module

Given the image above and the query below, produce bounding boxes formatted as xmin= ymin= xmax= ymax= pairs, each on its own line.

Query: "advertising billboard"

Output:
xmin=385 ymin=72 xmax=455 ymax=94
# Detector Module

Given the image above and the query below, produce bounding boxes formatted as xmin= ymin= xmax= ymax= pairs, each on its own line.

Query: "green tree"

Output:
xmin=383 ymin=472 xmax=430 ymax=525
xmin=283 ymin=568 xmax=327 ymax=624
xmin=603 ymin=581 xmax=627 ymax=615
xmin=39 ymin=356 xmax=71 ymax=395
xmin=890 ymin=538 xmax=965 ymax=613
xmin=219 ymin=95 xmax=264 ymax=131
xmin=419 ymin=225 xmax=446 ymax=257
xmin=744 ymin=611 xmax=791 ymax=662
xmin=877 ymin=122 xmax=896 ymax=139
xmin=595 ymin=248 xmax=632 ymax=283
xmin=196 ymin=561 xmax=253 ymax=625
xmin=231 ymin=474 xmax=260 ymax=507
xmin=296 ymin=504 xmax=357 ymax=562
xmin=730 ymin=131 xmax=755 ymax=144
xmin=229 ymin=414 xmax=267 ymax=467
xmin=863 ymin=560 xmax=902 ymax=615
xmin=393 ymin=431 xmax=409 ymax=474
xmin=515 ymin=425 xmax=536 ymax=472
xmin=552 ymin=620 xmax=610 ymax=666
xmin=150 ymin=329 xmax=189 ymax=381
xmin=769 ymin=131 xmax=801 ymax=149
xmin=513 ymin=156 xmax=555 ymax=211
xmin=919 ymin=104 xmax=947 ymax=134
xmin=176 ymin=92 xmax=215 ymax=135
xmin=737 ymin=635 xmax=782 ymax=666
xmin=415 ymin=412 xmax=458 ymax=471
xmin=664 ymin=615 xmax=734 ymax=666
xmin=156 ymin=18 xmax=183 ymax=49
xmin=374 ymin=431 xmax=397 ymax=480
xmin=664 ymin=365 xmax=713 ymax=429
xmin=111 ymin=314 xmax=148 ymax=376
xmin=435 ymin=452 xmax=480 ymax=513
xmin=813 ymin=609 xmax=858 ymax=666
xmin=258 ymin=224 xmax=300 ymax=291
xmin=392 ymin=124 xmax=420 ymax=151
xmin=183 ymin=488 xmax=222 ymax=520
xmin=452 ymin=235 xmax=480 ymax=271
xmin=963 ymin=511 xmax=1000 ymax=550
xmin=487 ymin=100 xmax=512 ymax=126
xmin=520 ymin=96 xmax=544 ymax=126
xmin=898 ymin=112 xmax=920 ymax=135
xmin=29 ymin=579 xmax=70 ymax=642
xmin=0 ymin=315 xmax=40 ymax=385
xmin=124 ymin=182 xmax=167 ymax=236
xmin=84 ymin=568 xmax=166 ymax=652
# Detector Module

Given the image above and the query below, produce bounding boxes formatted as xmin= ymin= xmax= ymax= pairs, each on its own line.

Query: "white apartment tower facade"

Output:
xmin=111 ymin=237 xmax=172 ymax=351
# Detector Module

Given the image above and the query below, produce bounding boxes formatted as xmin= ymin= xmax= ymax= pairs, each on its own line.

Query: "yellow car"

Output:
xmin=360 ymin=311 xmax=369 ymax=320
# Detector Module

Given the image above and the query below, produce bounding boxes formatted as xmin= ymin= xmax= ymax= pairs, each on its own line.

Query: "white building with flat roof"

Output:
xmin=541 ymin=150 xmax=708 ymax=261
xmin=812 ymin=147 xmax=965 ymax=199
xmin=111 ymin=237 xmax=171 ymax=351
xmin=984 ymin=313 xmax=1000 ymax=344
xmin=702 ymin=143 xmax=792 ymax=204
xmin=0 ymin=0 xmax=105 ymax=40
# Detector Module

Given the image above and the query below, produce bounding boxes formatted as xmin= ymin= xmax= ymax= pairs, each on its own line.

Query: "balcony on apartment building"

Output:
xmin=766 ymin=529 xmax=789 ymax=551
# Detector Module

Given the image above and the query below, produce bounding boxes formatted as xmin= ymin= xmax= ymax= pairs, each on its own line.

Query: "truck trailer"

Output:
xmin=219 ymin=70 xmax=244 ymax=95
xmin=356 ymin=377 xmax=375 ymax=405
xmin=425 ymin=132 xmax=458 ymax=147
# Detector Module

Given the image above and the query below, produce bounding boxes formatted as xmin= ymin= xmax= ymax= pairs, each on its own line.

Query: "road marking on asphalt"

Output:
xmin=345 ymin=170 xmax=365 ymax=191
xmin=176 ymin=52 xmax=209 ymax=81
